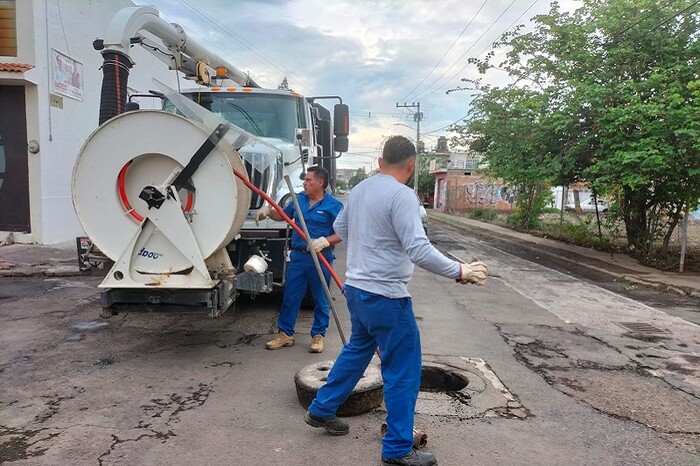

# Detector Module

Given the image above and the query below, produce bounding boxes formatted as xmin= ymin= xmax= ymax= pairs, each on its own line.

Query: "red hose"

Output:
xmin=232 ymin=168 xmax=344 ymax=290
xmin=233 ymin=167 xmax=383 ymax=358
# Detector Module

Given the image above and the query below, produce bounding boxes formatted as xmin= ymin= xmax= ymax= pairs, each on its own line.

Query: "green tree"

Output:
xmin=453 ymin=85 xmax=563 ymax=228
xmin=335 ymin=179 xmax=348 ymax=191
xmin=453 ymin=0 xmax=700 ymax=253
xmin=277 ymin=76 xmax=290 ymax=90
xmin=348 ymin=167 xmax=367 ymax=188
xmin=407 ymin=153 xmax=440 ymax=199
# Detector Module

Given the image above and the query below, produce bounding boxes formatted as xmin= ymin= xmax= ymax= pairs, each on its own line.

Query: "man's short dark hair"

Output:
xmin=382 ymin=136 xmax=416 ymax=166
xmin=308 ymin=165 xmax=329 ymax=189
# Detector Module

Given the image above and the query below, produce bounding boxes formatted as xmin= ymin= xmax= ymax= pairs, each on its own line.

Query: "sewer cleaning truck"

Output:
xmin=72 ymin=6 xmax=349 ymax=317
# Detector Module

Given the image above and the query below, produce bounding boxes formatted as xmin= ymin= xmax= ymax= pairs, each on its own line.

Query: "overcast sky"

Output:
xmin=133 ymin=0 xmax=580 ymax=169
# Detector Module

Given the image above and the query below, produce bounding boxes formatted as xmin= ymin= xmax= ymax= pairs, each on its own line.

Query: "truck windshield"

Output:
xmin=179 ymin=92 xmax=305 ymax=144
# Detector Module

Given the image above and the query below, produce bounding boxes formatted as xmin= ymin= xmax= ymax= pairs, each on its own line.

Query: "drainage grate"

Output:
xmin=616 ymin=321 xmax=671 ymax=334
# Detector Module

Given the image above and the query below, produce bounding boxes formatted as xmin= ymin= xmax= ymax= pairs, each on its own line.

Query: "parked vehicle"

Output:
xmin=73 ymin=5 xmax=349 ymax=317
xmin=417 ymin=194 xmax=428 ymax=233
xmin=564 ymin=198 xmax=609 ymax=213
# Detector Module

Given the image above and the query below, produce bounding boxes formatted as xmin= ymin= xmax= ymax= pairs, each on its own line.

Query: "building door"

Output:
xmin=0 ymin=85 xmax=30 ymax=232
xmin=437 ymin=178 xmax=446 ymax=211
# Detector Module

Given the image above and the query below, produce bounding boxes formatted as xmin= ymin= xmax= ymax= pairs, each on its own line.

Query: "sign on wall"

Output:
xmin=51 ymin=49 xmax=83 ymax=101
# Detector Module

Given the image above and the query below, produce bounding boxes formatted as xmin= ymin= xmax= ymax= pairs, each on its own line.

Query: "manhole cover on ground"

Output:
xmin=295 ymin=360 xmax=383 ymax=416
xmin=295 ymin=356 xmax=528 ymax=420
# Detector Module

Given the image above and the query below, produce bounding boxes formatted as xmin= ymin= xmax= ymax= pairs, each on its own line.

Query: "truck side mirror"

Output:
xmin=333 ymin=104 xmax=349 ymax=137
xmin=334 ymin=136 xmax=348 ymax=153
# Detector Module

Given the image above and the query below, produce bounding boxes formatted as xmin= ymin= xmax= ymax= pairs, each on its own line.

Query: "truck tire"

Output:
xmin=295 ymin=360 xmax=383 ymax=416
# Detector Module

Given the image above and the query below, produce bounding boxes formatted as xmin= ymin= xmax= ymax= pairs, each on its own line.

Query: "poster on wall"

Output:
xmin=51 ymin=49 xmax=83 ymax=101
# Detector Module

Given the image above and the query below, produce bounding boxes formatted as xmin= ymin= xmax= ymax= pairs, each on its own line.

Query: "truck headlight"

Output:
xmin=278 ymin=193 xmax=292 ymax=209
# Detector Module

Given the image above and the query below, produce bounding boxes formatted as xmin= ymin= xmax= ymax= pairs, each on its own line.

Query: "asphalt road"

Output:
xmin=1 ymin=222 xmax=699 ymax=465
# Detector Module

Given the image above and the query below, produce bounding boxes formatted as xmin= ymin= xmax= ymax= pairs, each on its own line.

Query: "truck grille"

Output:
xmin=244 ymin=159 xmax=272 ymax=209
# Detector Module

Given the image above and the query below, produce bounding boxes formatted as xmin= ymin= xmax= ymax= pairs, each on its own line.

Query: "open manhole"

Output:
xmin=411 ymin=356 xmax=529 ymax=419
xmin=421 ymin=365 xmax=469 ymax=392
xmin=296 ymin=356 xmax=528 ymax=420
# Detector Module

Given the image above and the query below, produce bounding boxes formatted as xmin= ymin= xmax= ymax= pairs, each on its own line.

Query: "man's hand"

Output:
xmin=459 ymin=261 xmax=488 ymax=286
xmin=309 ymin=236 xmax=331 ymax=253
xmin=254 ymin=205 xmax=271 ymax=226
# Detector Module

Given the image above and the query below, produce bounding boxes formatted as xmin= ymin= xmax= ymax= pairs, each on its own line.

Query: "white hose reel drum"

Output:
xmin=72 ymin=110 xmax=249 ymax=287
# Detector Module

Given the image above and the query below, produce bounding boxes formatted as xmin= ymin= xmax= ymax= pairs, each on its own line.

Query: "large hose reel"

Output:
xmin=72 ymin=110 xmax=250 ymax=288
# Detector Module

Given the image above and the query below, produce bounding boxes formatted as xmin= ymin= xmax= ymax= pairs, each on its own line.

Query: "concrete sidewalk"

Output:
xmin=0 ymin=240 xmax=82 ymax=277
xmin=429 ymin=210 xmax=700 ymax=298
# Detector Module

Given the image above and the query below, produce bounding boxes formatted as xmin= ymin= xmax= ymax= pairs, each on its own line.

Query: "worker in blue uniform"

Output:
xmin=255 ymin=165 xmax=343 ymax=353
xmin=303 ymin=136 xmax=488 ymax=466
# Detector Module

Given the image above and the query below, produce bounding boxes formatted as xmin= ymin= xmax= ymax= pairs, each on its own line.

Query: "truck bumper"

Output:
xmin=234 ymin=271 xmax=274 ymax=294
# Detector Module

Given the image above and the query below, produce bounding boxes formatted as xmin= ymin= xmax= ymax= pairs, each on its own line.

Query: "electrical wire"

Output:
xmin=604 ymin=0 xmax=676 ymax=44
xmin=424 ymin=114 xmax=469 ymax=134
xmin=473 ymin=0 xmax=541 ymax=58
xmin=399 ymin=0 xmax=490 ymax=103
xmin=411 ymin=0 xmax=519 ymax=102
xmin=55 ymin=0 xmax=70 ymax=56
xmin=634 ymin=0 xmax=700 ymax=41
xmin=173 ymin=0 xmax=314 ymax=93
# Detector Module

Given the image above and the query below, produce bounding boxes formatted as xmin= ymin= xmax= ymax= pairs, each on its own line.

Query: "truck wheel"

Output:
xmin=295 ymin=360 xmax=383 ymax=416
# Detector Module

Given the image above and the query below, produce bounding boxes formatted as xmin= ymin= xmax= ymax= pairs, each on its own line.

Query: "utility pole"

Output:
xmin=396 ymin=102 xmax=423 ymax=193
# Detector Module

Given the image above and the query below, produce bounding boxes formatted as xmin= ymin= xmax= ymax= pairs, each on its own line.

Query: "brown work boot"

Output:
xmin=266 ymin=331 xmax=294 ymax=350
xmin=309 ymin=334 xmax=324 ymax=353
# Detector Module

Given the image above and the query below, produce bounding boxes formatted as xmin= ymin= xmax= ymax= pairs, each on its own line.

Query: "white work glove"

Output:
xmin=254 ymin=205 xmax=271 ymax=226
xmin=459 ymin=261 xmax=488 ymax=286
xmin=309 ymin=236 xmax=331 ymax=253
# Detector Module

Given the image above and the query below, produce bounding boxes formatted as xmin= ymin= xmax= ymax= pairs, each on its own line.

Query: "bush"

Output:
xmin=472 ymin=207 xmax=498 ymax=221
xmin=506 ymin=185 xmax=552 ymax=230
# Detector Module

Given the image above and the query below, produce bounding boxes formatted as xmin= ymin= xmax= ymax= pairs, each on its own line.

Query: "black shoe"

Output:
xmin=381 ymin=449 xmax=437 ymax=466
xmin=304 ymin=411 xmax=349 ymax=436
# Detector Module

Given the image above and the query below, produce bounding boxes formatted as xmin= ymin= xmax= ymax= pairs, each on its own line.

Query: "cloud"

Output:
xmin=134 ymin=0 xmax=581 ymax=167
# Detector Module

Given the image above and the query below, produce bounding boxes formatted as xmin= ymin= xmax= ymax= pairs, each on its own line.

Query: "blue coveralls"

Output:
xmin=277 ymin=192 xmax=343 ymax=337
xmin=308 ymin=284 xmax=421 ymax=458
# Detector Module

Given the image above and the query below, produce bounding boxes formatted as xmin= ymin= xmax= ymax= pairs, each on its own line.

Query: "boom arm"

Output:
xmin=96 ymin=6 xmax=258 ymax=88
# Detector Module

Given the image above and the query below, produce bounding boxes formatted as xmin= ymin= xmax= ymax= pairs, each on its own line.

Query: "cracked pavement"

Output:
xmin=1 ymin=222 xmax=699 ymax=465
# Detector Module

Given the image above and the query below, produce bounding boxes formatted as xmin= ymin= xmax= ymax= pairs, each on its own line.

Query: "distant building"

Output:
xmin=429 ymin=151 xmax=515 ymax=213
xmin=335 ymin=168 xmax=359 ymax=181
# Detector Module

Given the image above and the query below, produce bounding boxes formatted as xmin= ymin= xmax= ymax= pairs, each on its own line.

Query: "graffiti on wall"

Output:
xmin=464 ymin=181 xmax=516 ymax=210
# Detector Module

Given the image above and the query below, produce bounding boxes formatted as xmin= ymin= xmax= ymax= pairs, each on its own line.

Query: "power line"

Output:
xmin=424 ymin=114 xmax=469 ymax=134
xmin=173 ymin=0 xmax=314 ymax=93
xmin=399 ymin=0 xmax=490 ymax=103
xmin=423 ymin=0 xmax=540 ymax=102
xmin=605 ymin=0 xmax=676 ymax=43
xmin=428 ymin=1 xmax=700 ymax=136
xmin=410 ymin=0 xmax=519 ymax=102
xmin=635 ymin=0 xmax=700 ymax=41
xmin=474 ymin=0 xmax=541 ymax=58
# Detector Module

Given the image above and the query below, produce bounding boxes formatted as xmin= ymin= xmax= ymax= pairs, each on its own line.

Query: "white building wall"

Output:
xmin=8 ymin=0 xmax=182 ymax=244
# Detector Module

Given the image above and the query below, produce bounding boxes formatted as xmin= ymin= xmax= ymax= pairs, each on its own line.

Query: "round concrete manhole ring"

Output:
xmin=295 ymin=360 xmax=383 ymax=416
xmin=420 ymin=364 xmax=469 ymax=392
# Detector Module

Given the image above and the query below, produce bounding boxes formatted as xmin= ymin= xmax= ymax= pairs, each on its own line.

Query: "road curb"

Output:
xmin=0 ymin=266 xmax=84 ymax=278
xmin=429 ymin=212 xmax=699 ymax=299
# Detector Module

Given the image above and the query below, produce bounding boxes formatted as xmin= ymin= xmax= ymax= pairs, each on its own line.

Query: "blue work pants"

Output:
xmin=308 ymin=285 xmax=421 ymax=458
xmin=277 ymin=250 xmax=332 ymax=337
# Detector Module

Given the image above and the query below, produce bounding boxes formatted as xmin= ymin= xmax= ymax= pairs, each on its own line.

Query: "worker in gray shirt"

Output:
xmin=303 ymin=135 xmax=488 ymax=466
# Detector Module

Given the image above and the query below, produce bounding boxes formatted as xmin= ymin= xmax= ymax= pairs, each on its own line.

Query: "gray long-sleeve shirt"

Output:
xmin=334 ymin=174 xmax=461 ymax=298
